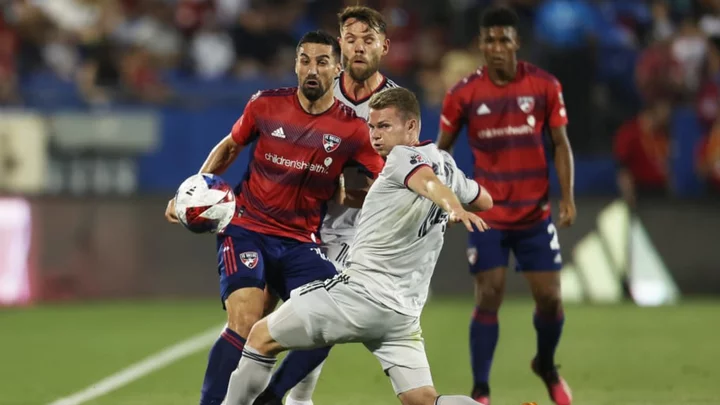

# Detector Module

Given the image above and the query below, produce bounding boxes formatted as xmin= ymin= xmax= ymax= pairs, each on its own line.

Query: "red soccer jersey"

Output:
xmin=440 ymin=62 xmax=568 ymax=230
xmin=229 ymin=87 xmax=384 ymax=243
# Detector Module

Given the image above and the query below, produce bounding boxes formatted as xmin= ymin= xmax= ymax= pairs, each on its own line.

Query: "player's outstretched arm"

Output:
xmin=164 ymin=134 xmax=244 ymax=224
xmin=406 ymin=166 xmax=489 ymax=232
xmin=198 ymin=134 xmax=244 ymax=175
xmin=466 ymin=184 xmax=493 ymax=212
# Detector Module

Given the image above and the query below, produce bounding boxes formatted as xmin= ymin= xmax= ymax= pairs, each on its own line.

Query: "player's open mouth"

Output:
xmin=305 ymin=79 xmax=319 ymax=88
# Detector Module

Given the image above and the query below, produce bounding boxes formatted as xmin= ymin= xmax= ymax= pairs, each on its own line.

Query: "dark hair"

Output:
xmin=368 ymin=87 xmax=421 ymax=121
xmin=297 ymin=30 xmax=341 ymax=61
xmin=481 ymin=6 xmax=519 ymax=29
xmin=338 ymin=6 xmax=387 ymax=35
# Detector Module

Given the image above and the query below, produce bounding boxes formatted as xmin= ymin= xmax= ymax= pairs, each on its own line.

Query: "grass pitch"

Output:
xmin=2 ymin=298 xmax=718 ymax=405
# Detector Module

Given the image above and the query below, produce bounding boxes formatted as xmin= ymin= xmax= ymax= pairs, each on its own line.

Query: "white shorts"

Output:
xmin=267 ymin=273 xmax=433 ymax=394
xmin=319 ymin=234 xmax=353 ymax=271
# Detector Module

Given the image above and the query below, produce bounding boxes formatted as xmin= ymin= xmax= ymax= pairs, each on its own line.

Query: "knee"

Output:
xmin=534 ymin=287 xmax=562 ymax=315
xmin=226 ymin=309 xmax=262 ymax=337
xmin=474 ymin=276 xmax=504 ymax=310
xmin=246 ymin=319 xmax=281 ymax=356
xmin=398 ymin=386 xmax=438 ymax=405
xmin=225 ymin=289 xmax=265 ymax=337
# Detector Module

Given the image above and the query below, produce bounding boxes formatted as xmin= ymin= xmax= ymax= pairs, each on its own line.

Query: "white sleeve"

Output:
xmin=384 ymin=146 xmax=432 ymax=187
xmin=439 ymin=151 xmax=480 ymax=204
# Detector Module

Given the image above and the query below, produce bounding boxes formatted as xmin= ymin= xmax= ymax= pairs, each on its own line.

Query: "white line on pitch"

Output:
xmin=47 ymin=324 xmax=224 ymax=405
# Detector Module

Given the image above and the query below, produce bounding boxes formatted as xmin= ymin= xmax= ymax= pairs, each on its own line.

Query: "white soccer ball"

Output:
xmin=174 ymin=173 xmax=236 ymax=234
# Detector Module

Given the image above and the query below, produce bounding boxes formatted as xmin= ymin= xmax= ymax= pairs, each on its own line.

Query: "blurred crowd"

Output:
xmin=1 ymin=0 xmax=719 ymax=195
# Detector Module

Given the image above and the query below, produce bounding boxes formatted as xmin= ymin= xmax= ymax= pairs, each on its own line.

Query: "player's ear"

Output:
xmin=512 ymin=29 xmax=521 ymax=50
xmin=406 ymin=117 xmax=418 ymax=134
xmin=294 ymin=58 xmax=299 ymax=75
xmin=333 ymin=57 xmax=341 ymax=75
xmin=382 ymin=37 xmax=390 ymax=57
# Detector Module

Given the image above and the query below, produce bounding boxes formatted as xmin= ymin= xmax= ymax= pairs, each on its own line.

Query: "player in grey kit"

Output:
xmin=222 ymin=88 xmax=493 ymax=405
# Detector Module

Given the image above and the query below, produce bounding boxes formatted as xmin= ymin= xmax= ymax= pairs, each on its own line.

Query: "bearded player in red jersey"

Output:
xmin=165 ymin=31 xmax=383 ymax=405
xmin=437 ymin=7 xmax=575 ymax=405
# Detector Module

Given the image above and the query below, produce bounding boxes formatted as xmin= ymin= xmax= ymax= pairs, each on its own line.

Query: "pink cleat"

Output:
xmin=472 ymin=395 xmax=490 ymax=405
xmin=531 ymin=358 xmax=572 ymax=405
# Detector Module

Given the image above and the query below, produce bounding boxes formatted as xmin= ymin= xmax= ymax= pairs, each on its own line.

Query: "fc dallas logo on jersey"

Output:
xmin=323 ymin=134 xmax=341 ymax=153
xmin=239 ymin=251 xmax=259 ymax=269
xmin=517 ymin=96 xmax=535 ymax=113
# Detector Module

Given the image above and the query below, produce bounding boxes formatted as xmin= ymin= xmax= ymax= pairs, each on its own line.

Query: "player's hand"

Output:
xmin=449 ymin=209 xmax=489 ymax=233
xmin=165 ymin=198 xmax=180 ymax=224
xmin=557 ymin=199 xmax=576 ymax=228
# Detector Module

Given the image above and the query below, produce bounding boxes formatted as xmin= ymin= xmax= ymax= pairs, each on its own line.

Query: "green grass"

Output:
xmin=2 ymin=298 xmax=719 ymax=405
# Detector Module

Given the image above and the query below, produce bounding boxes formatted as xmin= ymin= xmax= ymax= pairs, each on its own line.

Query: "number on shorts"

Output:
xmin=547 ymin=223 xmax=560 ymax=251
xmin=310 ymin=247 xmax=329 ymax=261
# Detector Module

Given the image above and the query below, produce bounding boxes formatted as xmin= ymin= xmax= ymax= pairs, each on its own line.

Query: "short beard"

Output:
xmin=300 ymin=84 xmax=325 ymax=102
xmin=343 ymin=55 xmax=380 ymax=82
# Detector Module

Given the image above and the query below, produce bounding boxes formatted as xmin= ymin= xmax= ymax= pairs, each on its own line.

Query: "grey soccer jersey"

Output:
xmin=345 ymin=142 xmax=480 ymax=317
xmin=320 ymin=72 xmax=398 ymax=240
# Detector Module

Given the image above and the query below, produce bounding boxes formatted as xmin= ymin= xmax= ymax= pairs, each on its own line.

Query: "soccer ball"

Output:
xmin=174 ymin=173 xmax=236 ymax=234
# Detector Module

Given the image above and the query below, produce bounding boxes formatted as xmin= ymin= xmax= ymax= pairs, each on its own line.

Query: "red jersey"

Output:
xmin=696 ymin=133 xmax=720 ymax=190
xmin=440 ymin=62 xmax=568 ymax=230
xmin=229 ymin=88 xmax=384 ymax=243
xmin=613 ymin=118 xmax=669 ymax=190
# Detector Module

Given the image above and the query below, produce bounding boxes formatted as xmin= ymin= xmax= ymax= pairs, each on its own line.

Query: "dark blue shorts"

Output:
xmin=467 ymin=217 xmax=562 ymax=273
xmin=217 ymin=225 xmax=337 ymax=304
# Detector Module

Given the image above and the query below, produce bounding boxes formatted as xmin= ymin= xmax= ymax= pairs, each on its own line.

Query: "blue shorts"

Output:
xmin=217 ymin=225 xmax=337 ymax=304
xmin=467 ymin=217 xmax=562 ymax=273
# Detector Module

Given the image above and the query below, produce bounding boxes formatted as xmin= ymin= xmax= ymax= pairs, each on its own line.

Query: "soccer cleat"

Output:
xmin=473 ymin=395 xmax=490 ymax=405
xmin=531 ymin=358 xmax=572 ymax=405
xmin=471 ymin=384 xmax=490 ymax=405
xmin=251 ymin=389 xmax=283 ymax=405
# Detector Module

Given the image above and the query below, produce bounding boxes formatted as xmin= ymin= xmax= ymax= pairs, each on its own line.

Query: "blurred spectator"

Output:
xmin=77 ymin=40 xmax=170 ymax=105
xmin=650 ymin=0 xmax=674 ymax=41
xmin=379 ymin=0 xmax=419 ymax=79
xmin=698 ymin=0 xmax=720 ymax=36
xmin=229 ymin=1 xmax=297 ymax=79
xmin=696 ymin=36 xmax=720 ymax=131
xmin=111 ymin=1 xmax=182 ymax=69
xmin=413 ymin=25 xmax=446 ymax=107
xmin=190 ymin=21 xmax=234 ymax=79
xmin=120 ymin=45 xmax=172 ymax=104
xmin=635 ymin=37 xmax=684 ymax=104
xmin=534 ymin=0 xmax=598 ymax=153
xmin=42 ymin=26 xmax=81 ymax=81
xmin=671 ymin=17 xmax=707 ymax=94
xmin=77 ymin=40 xmax=122 ymax=104
xmin=614 ymin=100 xmax=672 ymax=205
xmin=32 ymin=0 xmax=123 ymax=45
xmin=696 ymin=124 xmax=720 ymax=192
xmin=174 ymin=0 xmax=214 ymax=38
xmin=0 ymin=9 xmax=19 ymax=104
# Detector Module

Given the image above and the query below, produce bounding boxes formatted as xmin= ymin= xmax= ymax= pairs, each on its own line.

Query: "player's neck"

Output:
xmin=487 ymin=61 xmax=517 ymax=86
xmin=297 ymin=91 xmax=336 ymax=115
xmin=342 ymin=71 xmax=384 ymax=101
